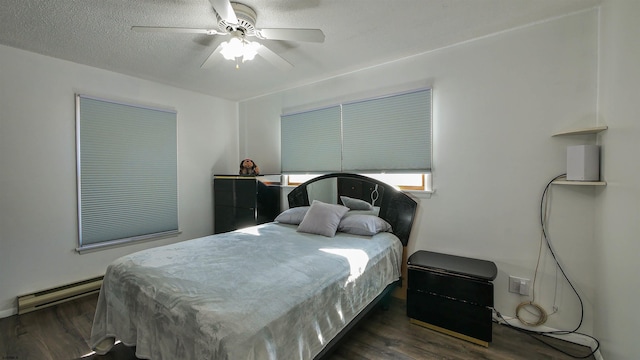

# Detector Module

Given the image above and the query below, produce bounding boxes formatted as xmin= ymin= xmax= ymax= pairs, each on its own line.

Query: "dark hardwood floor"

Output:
xmin=0 ymin=294 xmax=595 ymax=360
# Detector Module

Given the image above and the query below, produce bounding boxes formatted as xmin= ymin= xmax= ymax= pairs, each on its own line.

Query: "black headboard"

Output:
xmin=287 ymin=173 xmax=417 ymax=247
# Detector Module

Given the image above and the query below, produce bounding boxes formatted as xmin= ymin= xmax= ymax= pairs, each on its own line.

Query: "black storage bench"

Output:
xmin=406 ymin=250 xmax=498 ymax=347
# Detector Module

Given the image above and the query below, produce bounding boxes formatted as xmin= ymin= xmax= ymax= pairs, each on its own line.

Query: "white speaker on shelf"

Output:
xmin=567 ymin=145 xmax=600 ymax=181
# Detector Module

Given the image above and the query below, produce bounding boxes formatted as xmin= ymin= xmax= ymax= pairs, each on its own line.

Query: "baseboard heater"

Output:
xmin=17 ymin=276 xmax=103 ymax=315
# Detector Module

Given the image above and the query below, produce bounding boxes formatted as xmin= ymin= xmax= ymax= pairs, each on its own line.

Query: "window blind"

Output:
xmin=281 ymin=105 xmax=342 ymax=173
xmin=76 ymin=95 xmax=178 ymax=250
xmin=342 ymin=89 xmax=431 ymax=172
xmin=280 ymin=88 xmax=431 ymax=174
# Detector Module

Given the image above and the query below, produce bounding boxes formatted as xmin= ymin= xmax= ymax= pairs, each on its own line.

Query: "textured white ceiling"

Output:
xmin=0 ymin=0 xmax=600 ymax=101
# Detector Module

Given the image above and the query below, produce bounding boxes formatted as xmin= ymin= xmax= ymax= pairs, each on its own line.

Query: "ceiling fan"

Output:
xmin=132 ymin=0 xmax=325 ymax=70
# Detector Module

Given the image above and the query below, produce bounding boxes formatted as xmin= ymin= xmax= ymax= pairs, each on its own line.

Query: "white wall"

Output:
xmin=595 ymin=1 xmax=640 ymax=359
xmin=0 ymin=45 xmax=238 ymax=317
xmin=240 ymin=8 xmax=600 ymax=338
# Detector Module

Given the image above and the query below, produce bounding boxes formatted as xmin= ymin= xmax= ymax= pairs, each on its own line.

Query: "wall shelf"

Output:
xmin=552 ymin=176 xmax=606 ymax=186
xmin=551 ymin=125 xmax=607 ymax=186
xmin=552 ymin=125 xmax=608 ymax=137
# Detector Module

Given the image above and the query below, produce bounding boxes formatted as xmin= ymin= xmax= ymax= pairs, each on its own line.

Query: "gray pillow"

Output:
xmin=297 ymin=200 xmax=349 ymax=237
xmin=340 ymin=196 xmax=374 ymax=210
xmin=274 ymin=206 xmax=310 ymax=225
xmin=346 ymin=206 xmax=380 ymax=217
xmin=338 ymin=214 xmax=392 ymax=236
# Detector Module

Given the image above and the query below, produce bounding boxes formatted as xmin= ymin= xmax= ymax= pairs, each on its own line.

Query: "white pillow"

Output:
xmin=338 ymin=214 xmax=392 ymax=236
xmin=297 ymin=200 xmax=349 ymax=237
xmin=274 ymin=206 xmax=310 ymax=225
xmin=340 ymin=196 xmax=374 ymax=210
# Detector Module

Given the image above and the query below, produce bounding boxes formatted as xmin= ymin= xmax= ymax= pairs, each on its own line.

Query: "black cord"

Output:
xmin=539 ymin=174 xmax=584 ymax=334
xmin=493 ymin=173 xmax=601 ymax=359
xmin=493 ymin=310 xmax=600 ymax=359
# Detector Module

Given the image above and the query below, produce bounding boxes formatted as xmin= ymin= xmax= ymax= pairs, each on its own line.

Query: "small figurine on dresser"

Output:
xmin=239 ymin=158 xmax=260 ymax=176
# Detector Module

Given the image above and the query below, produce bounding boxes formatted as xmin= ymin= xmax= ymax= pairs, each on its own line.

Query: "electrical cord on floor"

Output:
xmin=493 ymin=309 xmax=599 ymax=359
xmin=493 ymin=173 xmax=601 ymax=359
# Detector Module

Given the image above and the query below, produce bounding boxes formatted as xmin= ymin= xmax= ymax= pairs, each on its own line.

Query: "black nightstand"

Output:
xmin=406 ymin=250 xmax=497 ymax=347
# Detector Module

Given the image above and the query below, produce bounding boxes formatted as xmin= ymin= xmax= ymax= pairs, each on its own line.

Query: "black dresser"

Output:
xmin=407 ymin=250 xmax=498 ymax=347
xmin=213 ymin=175 xmax=281 ymax=234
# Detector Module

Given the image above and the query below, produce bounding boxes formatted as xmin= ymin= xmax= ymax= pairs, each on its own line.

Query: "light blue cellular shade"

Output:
xmin=280 ymin=88 xmax=431 ymax=174
xmin=342 ymin=89 xmax=431 ymax=172
xmin=77 ymin=95 xmax=178 ymax=249
xmin=281 ymin=106 xmax=342 ymax=173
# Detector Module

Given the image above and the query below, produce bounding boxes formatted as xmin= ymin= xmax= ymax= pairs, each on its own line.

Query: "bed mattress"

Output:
xmin=90 ymin=222 xmax=403 ymax=360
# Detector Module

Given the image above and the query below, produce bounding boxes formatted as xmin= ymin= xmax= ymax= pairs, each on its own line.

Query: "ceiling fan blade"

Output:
xmin=132 ymin=26 xmax=220 ymax=35
xmin=209 ymin=0 xmax=238 ymax=24
xmin=201 ymin=43 xmax=225 ymax=69
xmin=256 ymin=45 xmax=293 ymax=71
xmin=256 ymin=28 xmax=325 ymax=43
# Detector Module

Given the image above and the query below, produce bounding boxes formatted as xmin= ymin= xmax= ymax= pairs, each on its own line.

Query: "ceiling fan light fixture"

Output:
xmin=220 ymin=36 xmax=242 ymax=60
xmin=219 ymin=31 xmax=261 ymax=63
xmin=133 ymin=1 xmax=323 ymax=70
xmin=241 ymin=41 xmax=260 ymax=62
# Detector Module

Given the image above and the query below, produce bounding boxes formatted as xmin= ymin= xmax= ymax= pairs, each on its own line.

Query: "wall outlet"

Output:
xmin=508 ymin=276 xmax=530 ymax=296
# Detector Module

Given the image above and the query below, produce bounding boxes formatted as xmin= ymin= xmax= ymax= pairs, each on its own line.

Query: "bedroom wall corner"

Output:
xmin=593 ymin=1 xmax=640 ymax=359
xmin=238 ymin=98 xmax=283 ymax=174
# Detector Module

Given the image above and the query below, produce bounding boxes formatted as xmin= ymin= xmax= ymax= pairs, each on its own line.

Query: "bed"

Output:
xmin=90 ymin=173 xmax=417 ymax=359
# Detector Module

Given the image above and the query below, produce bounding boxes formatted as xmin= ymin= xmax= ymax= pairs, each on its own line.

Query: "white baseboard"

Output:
xmin=0 ymin=307 xmax=17 ymax=319
xmin=494 ymin=315 xmax=603 ymax=360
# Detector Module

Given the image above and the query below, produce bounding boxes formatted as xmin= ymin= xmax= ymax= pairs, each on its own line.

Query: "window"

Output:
xmin=76 ymin=95 xmax=179 ymax=252
xmin=341 ymin=89 xmax=431 ymax=172
xmin=281 ymin=88 xmax=432 ymax=191
xmin=286 ymin=173 xmax=431 ymax=192
xmin=281 ymin=106 xmax=341 ymax=173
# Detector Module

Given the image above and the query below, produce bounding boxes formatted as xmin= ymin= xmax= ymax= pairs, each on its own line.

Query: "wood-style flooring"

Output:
xmin=0 ymin=294 xmax=595 ymax=360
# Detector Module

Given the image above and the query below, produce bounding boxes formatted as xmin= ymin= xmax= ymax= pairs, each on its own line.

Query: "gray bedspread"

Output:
xmin=90 ymin=222 xmax=403 ymax=360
